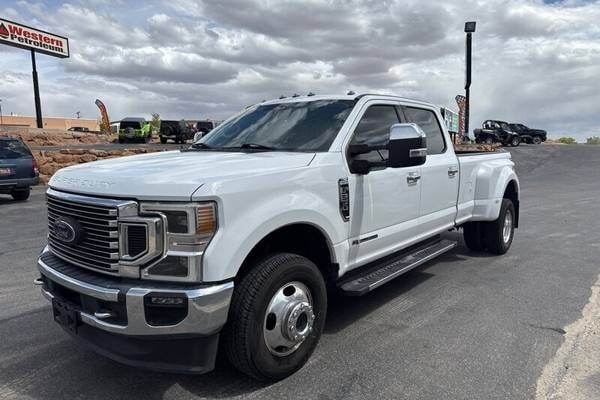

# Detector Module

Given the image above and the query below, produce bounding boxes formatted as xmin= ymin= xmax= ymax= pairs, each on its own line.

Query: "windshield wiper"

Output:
xmin=238 ymin=143 xmax=276 ymax=151
xmin=190 ymin=142 xmax=212 ymax=149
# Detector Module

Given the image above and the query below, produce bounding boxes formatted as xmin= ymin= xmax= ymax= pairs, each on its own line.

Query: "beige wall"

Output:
xmin=0 ymin=115 xmax=99 ymax=131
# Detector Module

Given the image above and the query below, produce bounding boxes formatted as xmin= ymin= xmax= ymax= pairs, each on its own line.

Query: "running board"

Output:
xmin=339 ymin=239 xmax=457 ymax=296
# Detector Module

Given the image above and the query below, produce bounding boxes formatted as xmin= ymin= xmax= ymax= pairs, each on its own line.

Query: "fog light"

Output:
xmin=149 ymin=296 xmax=185 ymax=306
xmin=144 ymin=293 xmax=188 ymax=326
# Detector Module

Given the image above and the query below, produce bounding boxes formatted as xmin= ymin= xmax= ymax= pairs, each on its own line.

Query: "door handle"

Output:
xmin=448 ymin=166 xmax=459 ymax=178
xmin=407 ymin=172 xmax=421 ymax=185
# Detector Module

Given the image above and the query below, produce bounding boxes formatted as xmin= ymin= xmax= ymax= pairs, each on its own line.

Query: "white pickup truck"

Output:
xmin=36 ymin=93 xmax=520 ymax=381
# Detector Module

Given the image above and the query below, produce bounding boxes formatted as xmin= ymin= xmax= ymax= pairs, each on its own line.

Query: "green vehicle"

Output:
xmin=118 ymin=118 xmax=152 ymax=143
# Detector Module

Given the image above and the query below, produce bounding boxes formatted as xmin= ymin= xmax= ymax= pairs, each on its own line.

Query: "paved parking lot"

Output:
xmin=1 ymin=145 xmax=599 ymax=399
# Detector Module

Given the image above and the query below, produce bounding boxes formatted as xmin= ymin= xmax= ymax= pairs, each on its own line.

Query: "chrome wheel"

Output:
xmin=263 ymin=281 xmax=315 ymax=357
xmin=503 ymin=209 xmax=513 ymax=244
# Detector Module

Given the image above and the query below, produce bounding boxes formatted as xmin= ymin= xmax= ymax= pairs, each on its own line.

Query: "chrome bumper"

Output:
xmin=37 ymin=252 xmax=233 ymax=337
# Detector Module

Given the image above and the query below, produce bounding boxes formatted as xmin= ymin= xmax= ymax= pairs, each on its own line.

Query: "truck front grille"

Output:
xmin=47 ymin=193 xmax=120 ymax=274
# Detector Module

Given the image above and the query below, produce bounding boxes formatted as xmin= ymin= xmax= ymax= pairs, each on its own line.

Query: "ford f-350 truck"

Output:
xmin=35 ymin=94 xmax=520 ymax=381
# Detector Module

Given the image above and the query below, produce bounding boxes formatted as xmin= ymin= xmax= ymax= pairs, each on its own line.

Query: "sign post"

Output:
xmin=0 ymin=18 xmax=69 ymax=129
xmin=464 ymin=21 xmax=476 ymax=138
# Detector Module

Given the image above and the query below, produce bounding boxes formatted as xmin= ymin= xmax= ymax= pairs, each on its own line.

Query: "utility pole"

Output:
xmin=31 ymin=50 xmax=43 ymax=128
xmin=0 ymin=99 xmax=3 ymax=126
xmin=464 ymin=21 xmax=476 ymax=138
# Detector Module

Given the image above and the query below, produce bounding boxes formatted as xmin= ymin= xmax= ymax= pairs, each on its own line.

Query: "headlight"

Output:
xmin=138 ymin=202 xmax=217 ymax=282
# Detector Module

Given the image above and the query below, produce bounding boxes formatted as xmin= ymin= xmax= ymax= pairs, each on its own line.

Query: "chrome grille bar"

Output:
xmin=46 ymin=188 xmax=136 ymax=275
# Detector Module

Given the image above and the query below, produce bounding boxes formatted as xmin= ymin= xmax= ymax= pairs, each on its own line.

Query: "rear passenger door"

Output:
xmin=402 ymin=106 xmax=459 ymax=236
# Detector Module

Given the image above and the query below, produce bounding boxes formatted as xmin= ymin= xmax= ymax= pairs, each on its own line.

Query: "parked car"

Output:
xmin=474 ymin=120 xmax=521 ymax=146
xmin=118 ymin=118 xmax=152 ymax=143
xmin=508 ymin=123 xmax=547 ymax=145
xmin=0 ymin=137 xmax=39 ymax=200
xmin=159 ymin=120 xmax=193 ymax=144
xmin=67 ymin=127 xmax=90 ymax=132
xmin=36 ymin=93 xmax=520 ymax=381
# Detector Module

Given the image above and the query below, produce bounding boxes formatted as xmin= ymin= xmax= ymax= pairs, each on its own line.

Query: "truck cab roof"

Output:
xmin=261 ymin=93 xmax=435 ymax=109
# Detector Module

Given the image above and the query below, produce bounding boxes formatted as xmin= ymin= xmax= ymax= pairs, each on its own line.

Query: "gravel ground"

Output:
xmin=0 ymin=144 xmax=599 ymax=400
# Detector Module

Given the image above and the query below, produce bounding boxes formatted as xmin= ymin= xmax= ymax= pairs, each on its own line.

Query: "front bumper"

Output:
xmin=37 ymin=250 xmax=233 ymax=373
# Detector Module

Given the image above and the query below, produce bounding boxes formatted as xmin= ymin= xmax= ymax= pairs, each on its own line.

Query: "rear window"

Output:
xmin=0 ymin=140 xmax=32 ymax=159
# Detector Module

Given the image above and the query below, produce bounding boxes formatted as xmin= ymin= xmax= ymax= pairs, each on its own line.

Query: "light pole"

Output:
xmin=464 ymin=21 xmax=476 ymax=138
xmin=0 ymin=99 xmax=3 ymax=126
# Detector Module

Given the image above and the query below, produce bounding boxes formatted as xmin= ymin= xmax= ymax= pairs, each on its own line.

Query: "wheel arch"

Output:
xmin=236 ymin=222 xmax=337 ymax=285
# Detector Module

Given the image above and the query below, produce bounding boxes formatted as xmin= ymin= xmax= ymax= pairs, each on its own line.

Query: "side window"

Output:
xmin=350 ymin=105 xmax=400 ymax=162
xmin=404 ymin=107 xmax=446 ymax=155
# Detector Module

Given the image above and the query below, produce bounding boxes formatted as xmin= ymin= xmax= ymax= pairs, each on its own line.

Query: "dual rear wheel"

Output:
xmin=463 ymin=198 xmax=515 ymax=254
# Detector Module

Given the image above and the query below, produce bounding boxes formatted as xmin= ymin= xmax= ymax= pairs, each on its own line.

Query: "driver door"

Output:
xmin=346 ymin=102 xmax=422 ymax=270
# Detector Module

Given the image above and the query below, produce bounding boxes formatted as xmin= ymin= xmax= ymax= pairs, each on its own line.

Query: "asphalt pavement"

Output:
xmin=1 ymin=144 xmax=599 ymax=400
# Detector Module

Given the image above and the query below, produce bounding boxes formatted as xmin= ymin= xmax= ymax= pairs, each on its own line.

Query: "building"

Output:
xmin=0 ymin=115 xmax=99 ymax=131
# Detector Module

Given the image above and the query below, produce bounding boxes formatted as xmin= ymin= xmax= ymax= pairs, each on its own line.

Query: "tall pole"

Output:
xmin=31 ymin=50 xmax=43 ymax=128
xmin=464 ymin=32 xmax=472 ymax=138
xmin=0 ymin=100 xmax=3 ymax=126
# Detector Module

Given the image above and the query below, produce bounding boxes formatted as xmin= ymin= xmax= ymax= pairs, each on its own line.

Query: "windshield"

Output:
xmin=120 ymin=121 xmax=142 ymax=130
xmin=199 ymin=100 xmax=355 ymax=152
xmin=0 ymin=140 xmax=32 ymax=159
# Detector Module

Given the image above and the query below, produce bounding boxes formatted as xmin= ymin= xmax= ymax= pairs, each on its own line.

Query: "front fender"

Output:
xmin=201 ymin=190 xmax=344 ymax=282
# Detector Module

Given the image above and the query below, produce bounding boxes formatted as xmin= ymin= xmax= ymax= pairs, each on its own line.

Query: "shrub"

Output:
xmin=558 ymin=137 xmax=577 ymax=145
xmin=586 ymin=136 xmax=600 ymax=145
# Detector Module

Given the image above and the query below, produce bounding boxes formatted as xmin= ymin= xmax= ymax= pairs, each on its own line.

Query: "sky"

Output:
xmin=1 ymin=0 xmax=599 ymax=141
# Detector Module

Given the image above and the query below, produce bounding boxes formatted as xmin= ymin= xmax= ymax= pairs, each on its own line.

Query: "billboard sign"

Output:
xmin=0 ymin=18 xmax=69 ymax=58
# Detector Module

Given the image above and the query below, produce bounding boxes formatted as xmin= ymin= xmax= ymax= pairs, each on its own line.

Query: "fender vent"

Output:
xmin=338 ymin=178 xmax=350 ymax=221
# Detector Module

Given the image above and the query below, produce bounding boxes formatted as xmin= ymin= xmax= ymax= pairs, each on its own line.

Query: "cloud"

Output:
xmin=1 ymin=0 xmax=599 ymax=139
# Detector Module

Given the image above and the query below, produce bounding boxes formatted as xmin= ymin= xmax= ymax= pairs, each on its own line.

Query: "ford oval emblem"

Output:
xmin=53 ymin=217 xmax=81 ymax=244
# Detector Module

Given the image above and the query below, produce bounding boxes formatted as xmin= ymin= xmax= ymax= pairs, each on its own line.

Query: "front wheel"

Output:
xmin=223 ymin=253 xmax=327 ymax=381
xmin=485 ymin=137 xmax=494 ymax=145
xmin=510 ymin=137 xmax=520 ymax=147
xmin=483 ymin=198 xmax=515 ymax=254
xmin=532 ymin=136 xmax=543 ymax=145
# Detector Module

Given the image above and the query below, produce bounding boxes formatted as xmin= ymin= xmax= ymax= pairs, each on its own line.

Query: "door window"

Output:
xmin=349 ymin=105 xmax=400 ymax=163
xmin=404 ymin=107 xmax=446 ymax=155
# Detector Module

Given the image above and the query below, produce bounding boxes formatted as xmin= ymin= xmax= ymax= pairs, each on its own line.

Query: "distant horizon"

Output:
xmin=2 ymin=0 xmax=600 ymax=142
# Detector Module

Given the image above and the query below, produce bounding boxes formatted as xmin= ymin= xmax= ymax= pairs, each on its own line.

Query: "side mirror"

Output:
xmin=193 ymin=132 xmax=203 ymax=142
xmin=388 ymin=123 xmax=427 ymax=168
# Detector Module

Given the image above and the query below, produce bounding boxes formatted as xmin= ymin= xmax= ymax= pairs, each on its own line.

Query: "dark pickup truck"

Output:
xmin=0 ymin=137 xmax=39 ymax=201
xmin=159 ymin=120 xmax=193 ymax=144
xmin=508 ymin=123 xmax=547 ymax=145
xmin=474 ymin=120 xmax=521 ymax=147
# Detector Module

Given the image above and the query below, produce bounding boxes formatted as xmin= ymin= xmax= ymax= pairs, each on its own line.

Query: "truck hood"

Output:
xmin=49 ymin=150 xmax=316 ymax=200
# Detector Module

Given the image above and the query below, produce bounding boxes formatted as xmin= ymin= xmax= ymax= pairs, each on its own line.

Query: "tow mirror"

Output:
xmin=388 ymin=123 xmax=427 ymax=168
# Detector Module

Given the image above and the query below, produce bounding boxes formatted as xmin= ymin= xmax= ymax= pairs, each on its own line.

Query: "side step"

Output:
xmin=339 ymin=239 xmax=457 ymax=296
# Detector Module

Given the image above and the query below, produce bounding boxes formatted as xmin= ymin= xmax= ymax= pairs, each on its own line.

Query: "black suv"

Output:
xmin=474 ymin=120 xmax=521 ymax=147
xmin=159 ymin=120 xmax=193 ymax=144
xmin=0 ymin=137 xmax=39 ymax=201
xmin=508 ymin=123 xmax=547 ymax=145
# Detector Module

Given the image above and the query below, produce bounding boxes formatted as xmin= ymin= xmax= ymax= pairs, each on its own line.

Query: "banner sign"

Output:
xmin=0 ymin=18 xmax=69 ymax=58
xmin=455 ymin=95 xmax=466 ymax=135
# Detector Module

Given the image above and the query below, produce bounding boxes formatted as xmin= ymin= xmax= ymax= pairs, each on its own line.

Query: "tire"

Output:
xmin=532 ymin=136 xmax=542 ymax=145
xmin=160 ymin=137 xmax=167 ymax=144
xmin=510 ymin=137 xmax=520 ymax=147
xmin=118 ymin=138 xmax=125 ymax=144
xmin=463 ymin=222 xmax=485 ymax=251
xmin=12 ymin=188 xmax=30 ymax=201
xmin=223 ymin=253 xmax=327 ymax=381
xmin=485 ymin=137 xmax=494 ymax=145
xmin=483 ymin=198 xmax=515 ymax=255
